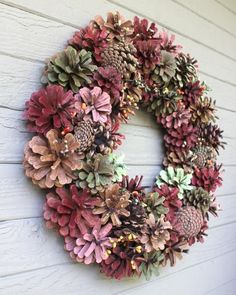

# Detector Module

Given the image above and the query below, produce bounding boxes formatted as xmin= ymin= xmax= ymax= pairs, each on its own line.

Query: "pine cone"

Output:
xmin=120 ymin=175 xmax=144 ymax=193
xmin=190 ymin=97 xmax=216 ymax=125
xmin=90 ymin=122 xmax=123 ymax=155
xmin=182 ymin=80 xmax=205 ymax=107
xmin=199 ymin=123 xmax=225 ymax=154
xmin=74 ymin=120 xmax=95 ymax=152
xmin=23 ymin=129 xmax=83 ymax=188
xmin=159 ymin=104 xmax=191 ymax=129
xmin=164 ymin=123 xmax=199 ymax=152
xmin=174 ymin=206 xmax=203 ymax=239
xmin=76 ymin=154 xmax=114 ymax=194
xmin=42 ymin=46 xmax=97 ymax=93
xmin=163 ymin=150 xmax=193 ymax=173
xmin=93 ymin=183 xmax=131 ymax=226
xmin=121 ymin=200 xmax=147 ymax=232
xmin=152 ymin=50 xmax=177 ymax=85
xmin=140 ymin=214 xmax=172 ymax=252
xmin=101 ymin=40 xmax=138 ymax=79
xmin=148 ymin=88 xmax=180 ymax=116
xmin=173 ymin=53 xmax=198 ymax=88
xmin=192 ymin=166 xmax=222 ymax=193
xmin=119 ymin=81 xmax=142 ymax=121
xmin=144 ymin=192 xmax=168 ymax=218
xmin=93 ymin=66 xmax=122 ymax=103
xmin=190 ymin=144 xmax=216 ymax=168
xmin=94 ymin=12 xmax=134 ymax=39
xmin=184 ymin=188 xmax=212 ymax=214
xmin=100 ymin=235 xmax=142 ymax=280
xmin=43 ymin=185 xmax=99 ymax=237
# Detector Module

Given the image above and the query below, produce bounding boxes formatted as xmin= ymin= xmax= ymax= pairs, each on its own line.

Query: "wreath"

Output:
xmin=23 ymin=12 xmax=225 ymax=280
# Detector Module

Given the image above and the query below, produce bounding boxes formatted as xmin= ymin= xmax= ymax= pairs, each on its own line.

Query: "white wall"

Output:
xmin=0 ymin=0 xmax=236 ymax=294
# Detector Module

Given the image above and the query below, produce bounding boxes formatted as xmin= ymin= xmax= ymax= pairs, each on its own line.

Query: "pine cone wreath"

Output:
xmin=23 ymin=12 xmax=225 ymax=281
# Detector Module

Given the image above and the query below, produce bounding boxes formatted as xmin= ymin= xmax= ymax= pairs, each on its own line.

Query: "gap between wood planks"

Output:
xmin=171 ymin=0 xmax=236 ymax=38
xmin=112 ymin=249 xmax=236 ymax=295
xmin=0 ymin=245 xmax=235 ymax=290
xmin=107 ymin=0 xmax=236 ymax=63
xmin=0 ymin=0 xmax=236 ymax=82
xmin=215 ymin=0 xmax=236 ymax=15
xmin=0 ymin=0 xmax=235 ymax=62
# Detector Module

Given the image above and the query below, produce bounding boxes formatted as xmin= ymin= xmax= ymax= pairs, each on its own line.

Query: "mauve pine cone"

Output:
xmin=23 ymin=129 xmax=83 ymax=188
xmin=93 ymin=183 xmax=130 ymax=226
xmin=94 ymin=11 xmax=134 ymax=39
xmin=174 ymin=206 xmax=204 ymax=239
xmin=140 ymin=214 xmax=172 ymax=252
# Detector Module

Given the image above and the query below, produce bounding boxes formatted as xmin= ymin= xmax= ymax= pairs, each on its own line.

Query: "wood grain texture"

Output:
xmin=216 ymin=0 xmax=236 ymax=14
xmin=172 ymin=0 xmax=236 ymax=37
xmin=0 ymin=0 xmax=236 ymax=294
xmin=0 ymin=1 xmax=235 ymax=85
xmin=110 ymin=0 xmax=236 ymax=60
xmin=205 ymin=278 xmax=236 ymax=295
xmin=0 ymin=221 xmax=236 ymax=293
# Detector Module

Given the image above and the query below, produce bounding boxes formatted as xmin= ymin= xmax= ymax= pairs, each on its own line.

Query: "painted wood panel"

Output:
xmin=0 ymin=0 xmax=235 ymax=294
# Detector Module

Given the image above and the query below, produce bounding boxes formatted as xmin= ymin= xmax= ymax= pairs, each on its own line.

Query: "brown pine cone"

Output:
xmin=74 ymin=120 xmax=95 ymax=152
xmin=101 ymin=39 xmax=139 ymax=79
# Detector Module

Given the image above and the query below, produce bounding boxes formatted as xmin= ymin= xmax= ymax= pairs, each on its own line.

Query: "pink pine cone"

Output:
xmin=77 ymin=86 xmax=112 ymax=123
xmin=43 ymin=185 xmax=100 ymax=237
xmin=73 ymin=223 xmax=112 ymax=264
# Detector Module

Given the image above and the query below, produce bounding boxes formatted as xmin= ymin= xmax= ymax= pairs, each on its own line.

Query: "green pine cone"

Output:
xmin=42 ymin=46 xmax=97 ymax=93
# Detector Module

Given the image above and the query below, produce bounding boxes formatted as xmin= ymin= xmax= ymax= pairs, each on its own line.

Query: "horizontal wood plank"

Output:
xmin=173 ymin=0 xmax=236 ymax=36
xmin=0 ymin=107 xmax=234 ymax=164
xmin=0 ymin=2 xmax=235 ymax=86
xmin=0 ymin=3 xmax=74 ymax=61
xmin=0 ymin=221 xmax=235 ymax=293
xmin=216 ymin=0 xmax=236 ymax=14
xmin=206 ymin=278 xmax=236 ymax=295
xmin=111 ymin=0 xmax=236 ymax=60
